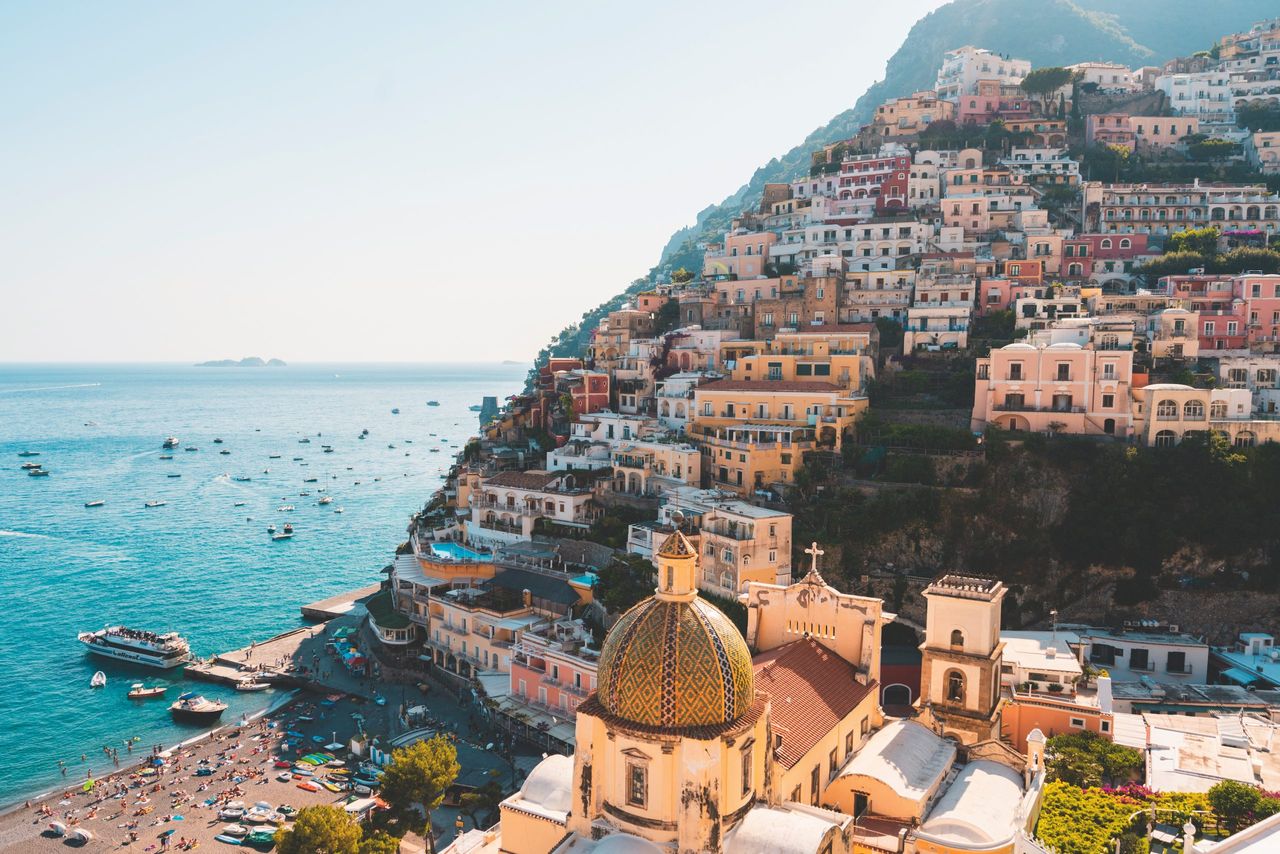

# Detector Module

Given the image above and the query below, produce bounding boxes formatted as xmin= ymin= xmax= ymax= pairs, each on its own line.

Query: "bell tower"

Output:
xmin=916 ymin=574 xmax=1006 ymax=744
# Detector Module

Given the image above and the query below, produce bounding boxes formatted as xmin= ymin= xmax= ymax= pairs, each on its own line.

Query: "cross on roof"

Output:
xmin=804 ymin=541 xmax=825 ymax=580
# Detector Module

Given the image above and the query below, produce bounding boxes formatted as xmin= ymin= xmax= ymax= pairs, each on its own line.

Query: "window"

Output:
xmin=1168 ymin=651 xmax=1187 ymax=674
xmin=845 ymin=731 xmax=855 ymax=755
xmin=791 ymin=785 xmax=802 ymax=804
xmin=1155 ymin=430 xmax=1177 ymax=448
xmin=860 ymin=716 xmax=870 ymax=736
xmin=950 ymin=629 xmax=964 ymax=647
xmin=1184 ymin=400 xmax=1205 ymax=420
xmin=946 ymin=670 xmax=966 ymax=704
xmin=1102 ymin=393 xmax=1115 ymax=409
xmin=810 ymin=765 xmax=820 ymax=805
xmin=1009 ymin=363 xmax=1023 ymax=380
xmin=1057 ymin=363 xmax=1071 ymax=381
xmin=626 ymin=762 xmax=648 ymax=808
xmin=828 ymin=747 xmax=839 ymax=779
xmin=741 ymin=747 xmax=753 ymax=795
xmin=1156 ymin=399 xmax=1178 ymax=419
xmin=1130 ymin=648 xmax=1150 ymax=671
xmin=1101 ymin=720 xmax=1111 ymax=734
xmin=1070 ymin=717 xmax=1086 ymax=728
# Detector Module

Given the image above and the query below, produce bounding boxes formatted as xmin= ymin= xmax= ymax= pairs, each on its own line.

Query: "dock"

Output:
xmin=300 ymin=582 xmax=382 ymax=620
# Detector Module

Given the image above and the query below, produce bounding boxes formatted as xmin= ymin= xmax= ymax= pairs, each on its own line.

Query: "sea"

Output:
xmin=0 ymin=362 xmax=526 ymax=807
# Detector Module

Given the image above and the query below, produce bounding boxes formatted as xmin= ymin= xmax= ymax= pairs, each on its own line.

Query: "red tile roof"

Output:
xmin=753 ymin=638 xmax=876 ymax=769
xmin=697 ymin=379 xmax=843 ymax=393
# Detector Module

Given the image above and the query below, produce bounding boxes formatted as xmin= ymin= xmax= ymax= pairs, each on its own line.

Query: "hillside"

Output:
xmin=530 ymin=0 xmax=1276 ymax=370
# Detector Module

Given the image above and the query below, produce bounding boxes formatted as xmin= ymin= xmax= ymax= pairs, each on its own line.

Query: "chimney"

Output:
xmin=1097 ymin=674 xmax=1114 ymax=716
xmin=522 ymin=589 xmax=532 ymax=608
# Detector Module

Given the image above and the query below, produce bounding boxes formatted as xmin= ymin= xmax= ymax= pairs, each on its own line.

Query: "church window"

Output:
xmin=626 ymin=762 xmax=648 ymax=808
xmin=946 ymin=670 xmax=966 ymax=704
xmin=741 ymin=748 xmax=752 ymax=795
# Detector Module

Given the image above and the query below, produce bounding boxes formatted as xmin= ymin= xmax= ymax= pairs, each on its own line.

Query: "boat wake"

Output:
xmin=0 ymin=529 xmax=51 ymax=540
xmin=0 ymin=382 xmax=103 ymax=395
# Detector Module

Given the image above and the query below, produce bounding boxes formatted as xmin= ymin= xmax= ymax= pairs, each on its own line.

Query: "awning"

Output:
xmin=1220 ymin=667 xmax=1264 ymax=686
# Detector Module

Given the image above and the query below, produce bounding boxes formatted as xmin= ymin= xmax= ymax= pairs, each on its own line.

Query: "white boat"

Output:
xmin=144 ymin=500 xmax=166 ymax=508
xmin=170 ymin=691 xmax=227 ymax=723
xmin=334 ymin=507 xmax=344 ymax=514
xmin=267 ymin=524 xmax=276 ymax=533
xmin=78 ymin=626 xmax=191 ymax=669
xmin=272 ymin=532 xmax=293 ymax=541
xmin=277 ymin=504 xmax=294 ymax=512
xmin=236 ymin=680 xmax=271 ymax=692
xmin=219 ymin=802 xmax=246 ymax=820
xmin=220 ymin=823 xmax=250 ymax=838
xmin=128 ymin=682 xmax=168 ymax=699
xmin=84 ymin=500 xmax=105 ymax=508
xmin=162 ymin=437 xmax=179 ymax=449
xmin=28 ymin=468 xmax=50 ymax=477
xmin=318 ymin=496 xmax=333 ymax=505
xmin=90 ymin=671 xmax=107 ymax=688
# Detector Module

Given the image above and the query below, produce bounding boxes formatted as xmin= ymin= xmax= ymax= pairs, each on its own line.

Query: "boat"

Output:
xmin=292 ymin=456 xmax=304 ymax=461
xmin=334 ymin=507 xmax=344 ymax=514
xmin=47 ymin=820 xmax=67 ymax=837
xmin=234 ymin=501 xmax=246 ymax=507
xmin=283 ymin=523 xmax=293 ymax=534
xmin=162 ymin=437 xmax=179 ymax=449
xmin=167 ymin=473 xmax=182 ymax=478
xmin=272 ymin=532 xmax=293 ymax=540
xmin=220 ymin=824 xmax=250 ymax=839
xmin=318 ymin=496 xmax=333 ymax=505
xmin=17 ymin=450 xmax=40 ymax=457
xmin=277 ymin=504 xmax=294 ymax=512
xmin=20 ymin=461 xmax=42 ymax=470
xmin=220 ymin=449 xmax=231 ymax=455
xmin=169 ymin=692 xmax=227 ymax=723
xmin=391 ymin=408 xmax=400 ymax=414
xmin=267 ymin=524 xmax=276 ymax=533
xmin=144 ymin=500 xmax=166 ymax=507
xmin=233 ymin=476 xmax=252 ymax=482
xmin=323 ymin=447 xmax=335 ymax=453
xmin=298 ymin=438 xmax=311 ymax=444
xmin=184 ymin=446 xmax=199 ymax=452
xmin=78 ymin=626 xmax=191 ymax=669
xmin=158 ymin=453 xmax=173 ymax=460
xmin=303 ymin=477 xmax=318 ymax=483
xmin=90 ymin=671 xmax=106 ymax=688
xmin=28 ymin=468 xmax=50 ymax=477
xmin=427 ymin=400 xmax=440 ymax=406
xmin=84 ymin=500 xmax=105 ymax=508
xmin=236 ymin=680 xmax=271 ymax=692
xmin=269 ymin=454 xmax=282 ymax=459
xmin=69 ymin=828 xmax=94 ymax=843
xmin=219 ymin=802 xmax=246 ymax=820
xmin=213 ymin=438 xmax=224 ymax=444
xmin=127 ymin=682 xmax=168 ymax=699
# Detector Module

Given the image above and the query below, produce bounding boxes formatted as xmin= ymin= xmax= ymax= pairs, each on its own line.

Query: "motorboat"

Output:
xmin=219 ymin=802 xmax=247 ymax=820
xmin=303 ymin=477 xmax=318 ymax=483
xmin=69 ymin=827 xmax=94 ymax=843
xmin=334 ymin=507 xmax=344 ymax=514
xmin=84 ymin=500 xmax=105 ymax=508
xmin=144 ymin=500 xmax=166 ymax=507
xmin=28 ymin=468 xmax=50 ymax=477
xmin=323 ymin=447 xmax=335 ymax=453
xmin=213 ymin=438 xmax=223 ymax=444
xmin=79 ymin=626 xmax=190 ymax=668
xmin=170 ymin=692 xmax=227 ymax=723
xmin=234 ymin=501 xmax=246 ymax=507
xmin=17 ymin=450 xmax=40 ymax=457
xmin=128 ymin=683 xmax=168 ymax=699
xmin=184 ymin=446 xmax=199 ymax=452
xmin=159 ymin=453 xmax=173 ymax=460
xmin=391 ymin=408 xmax=400 ymax=414
xmin=318 ymin=496 xmax=333 ymax=505
xmin=427 ymin=400 xmax=440 ymax=406
xmin=277 ymin=504 xmax=294 ymax=512
xmin=236 ymin=680 xmax=271 ymax=692
xmin=272 ymin=532 xmax=293 ymax=541
xmin=233 ymin=476 xmax=251 ymax=482
xmin=47 ymin=820 xmax=68 ymax=836
xmin=20 ymin=462 xmax=42 ymax=470
xmin=220 ymin=449 xmax=231 ymax=455
xmin=298 ymin=438 xmax=311 ymax=444
xmin=220 ymin=824 xmax=250 ymax=839
xmin=269 ymin=454 xmax=282 ymax=459
xmin=292 ymin=456 xmax=304 ymax=461
xmin=387 ymin=443 xmax=395 ymax=449
xmin=90 ymin=671 xmax=107 ymax=688
xmin=162 ymin=437 xmax=179 ymax=449
xmin=167 ymin=473 xmax=182 ymax=478
xmin=267 ymin=524 xmax=276 ymax=533
xmin=283 ymin=524 xmax=293 ymax=534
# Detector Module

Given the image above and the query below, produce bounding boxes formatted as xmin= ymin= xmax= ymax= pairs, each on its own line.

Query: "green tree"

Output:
xmin=671 ymin=267 xmax=694 ymax=284
xmin=1167 ymin=227 xmax=1221 ymax=257
xmin=459 ymin=780 xmax=506 ymax=830
xmin=359 ymin=831 xmax=403 ymax=854
xmin=381 ymin=735 xmax=461 ymax=854
xmin=1188 ymin=139 xmax=1240 ymax=161
xmin=1019 ymin=67 xmax=1074 ymax=114
xmin=874 ymin=316 xmax=903 ymax=349
xmin=1214 ymin=247 xmax=1280 ymax=275
xmin=1208 ymin=780 xmax=1263 ymax=831
xmin=596 ymin=553 xmax=656 ymax=614
xmin=275 ymin=805 xmax=364 ymax=854
xmin=1137 ymin=250 xmax=1209 ymax=278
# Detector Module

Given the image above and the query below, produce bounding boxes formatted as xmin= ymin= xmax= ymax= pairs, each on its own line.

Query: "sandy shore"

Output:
xmin=0 ymin=691 xmax=367 ymax=852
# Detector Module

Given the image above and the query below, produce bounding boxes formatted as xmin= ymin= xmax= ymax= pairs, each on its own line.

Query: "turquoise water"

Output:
xmin=429 ymin=542 xmax=490 ymax=561
xmin=0 ymin=362 xmax=525 ymax=806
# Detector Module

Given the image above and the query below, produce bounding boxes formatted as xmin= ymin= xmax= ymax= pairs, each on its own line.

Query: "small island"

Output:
xmin=195 ymin=357 xmax=287 ymax=368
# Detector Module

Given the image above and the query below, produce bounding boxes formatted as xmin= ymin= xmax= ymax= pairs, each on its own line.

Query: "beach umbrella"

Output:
xmin=152 ymin=757 xmax=165 ymax=766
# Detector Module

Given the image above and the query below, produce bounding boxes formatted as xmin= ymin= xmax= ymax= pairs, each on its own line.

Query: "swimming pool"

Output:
xmin=429 ymin=541 xmax=491 ymax=562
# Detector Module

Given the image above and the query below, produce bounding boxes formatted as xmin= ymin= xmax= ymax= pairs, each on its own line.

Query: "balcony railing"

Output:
xmin=478 ymin=518 xmax=523 ymax=534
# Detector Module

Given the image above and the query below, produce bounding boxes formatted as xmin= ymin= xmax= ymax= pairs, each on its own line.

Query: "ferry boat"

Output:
xmin=162 ymin=437 xmax=179 ymax=449
xmin=78 ymin=626 xmax=191 ymax=669
xmin=169 ymin=692 xmax=227 ymax=723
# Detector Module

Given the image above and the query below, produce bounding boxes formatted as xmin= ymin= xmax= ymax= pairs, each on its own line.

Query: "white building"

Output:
xmin=1156 ymin=71 xmax=1235 ymax=123
xmin=1075 ymin=625 xmax=1210 ymax=684
xmin=935 ymin=46 xmax=1031 ymax=101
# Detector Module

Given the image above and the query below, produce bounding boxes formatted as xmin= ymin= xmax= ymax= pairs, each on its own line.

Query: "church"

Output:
xmin=446 ymin=531 xmax=1046 ymax=854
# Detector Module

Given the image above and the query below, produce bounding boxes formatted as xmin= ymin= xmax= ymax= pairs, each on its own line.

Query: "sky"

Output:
xmin=2 ymin=0 xmax=947 ymax=363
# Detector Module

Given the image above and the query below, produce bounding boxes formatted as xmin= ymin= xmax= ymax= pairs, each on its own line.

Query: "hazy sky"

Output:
xmin=3 ymin=1 xmax=946 ymax=363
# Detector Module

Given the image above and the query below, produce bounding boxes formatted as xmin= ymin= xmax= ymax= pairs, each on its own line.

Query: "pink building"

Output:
xmin=972 ymin=339 xmax=1135 ymax=436
xmin=955 ymin=79 xmax=1033 ymax=124
xmin=502 ymin=618 xmax=600 ymax=752
xmin=1238 ymin=274 xmax=1280 ymax=352
xmin=1160 ymin=275 xmax=1249 ymax=351
xmin=703 ymin=230 xmax=778 ymax=279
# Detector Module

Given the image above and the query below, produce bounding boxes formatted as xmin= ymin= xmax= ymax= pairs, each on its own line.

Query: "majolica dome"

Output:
xmin=595 ymin=531 xmax=755 ymax=729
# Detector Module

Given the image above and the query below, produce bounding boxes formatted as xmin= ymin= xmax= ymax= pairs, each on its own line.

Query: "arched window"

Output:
xmin=1156 ymin=399 xmax=1178 ymax=419
xmin=1184 ymin=400 xmax=1205 ymax=420
xmin=1211 ymin=401 xmax=1227 ymax=419
xmin=1119 ymin=238 xmax=1131 ymax=249
xmin=1235 ymin=431 xmax=1256 ymax=448
xmin=950 ymin=629 xmax=965 ymax=647
xmin=1101 ymin=238 xmax=1113 ymax=249
xmin=1155 ymin=430 xmax=1177 ymax=448
xmin=946 ymin=670 xmax=966 ymax=704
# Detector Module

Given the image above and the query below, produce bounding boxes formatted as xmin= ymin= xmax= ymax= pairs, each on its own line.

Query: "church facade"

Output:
xmin=445 ymin=534 xmax=1047 ymax=854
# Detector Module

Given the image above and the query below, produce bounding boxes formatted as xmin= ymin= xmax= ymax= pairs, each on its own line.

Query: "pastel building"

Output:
xmin=972 ymin=339 xmax=1135 ymax=436
xmin=935 ymin=46 xmax=1031 ymax=101
xmin=1132 ymin=383 xmax=1280 ymax=447
xmin=469 ymin=470 xmax=601 ymax=546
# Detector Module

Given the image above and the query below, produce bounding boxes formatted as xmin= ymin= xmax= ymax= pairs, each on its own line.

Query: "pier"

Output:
xmin=300 ymin=582 xmax=382 ymax=621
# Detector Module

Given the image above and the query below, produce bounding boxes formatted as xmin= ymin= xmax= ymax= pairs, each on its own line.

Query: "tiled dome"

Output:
xmin=596 ymin=564 xmax=755 ymax=729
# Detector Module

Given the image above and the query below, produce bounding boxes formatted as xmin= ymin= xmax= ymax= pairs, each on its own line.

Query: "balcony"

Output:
xmin=478 ymin=518 xmax=523 ymax=535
